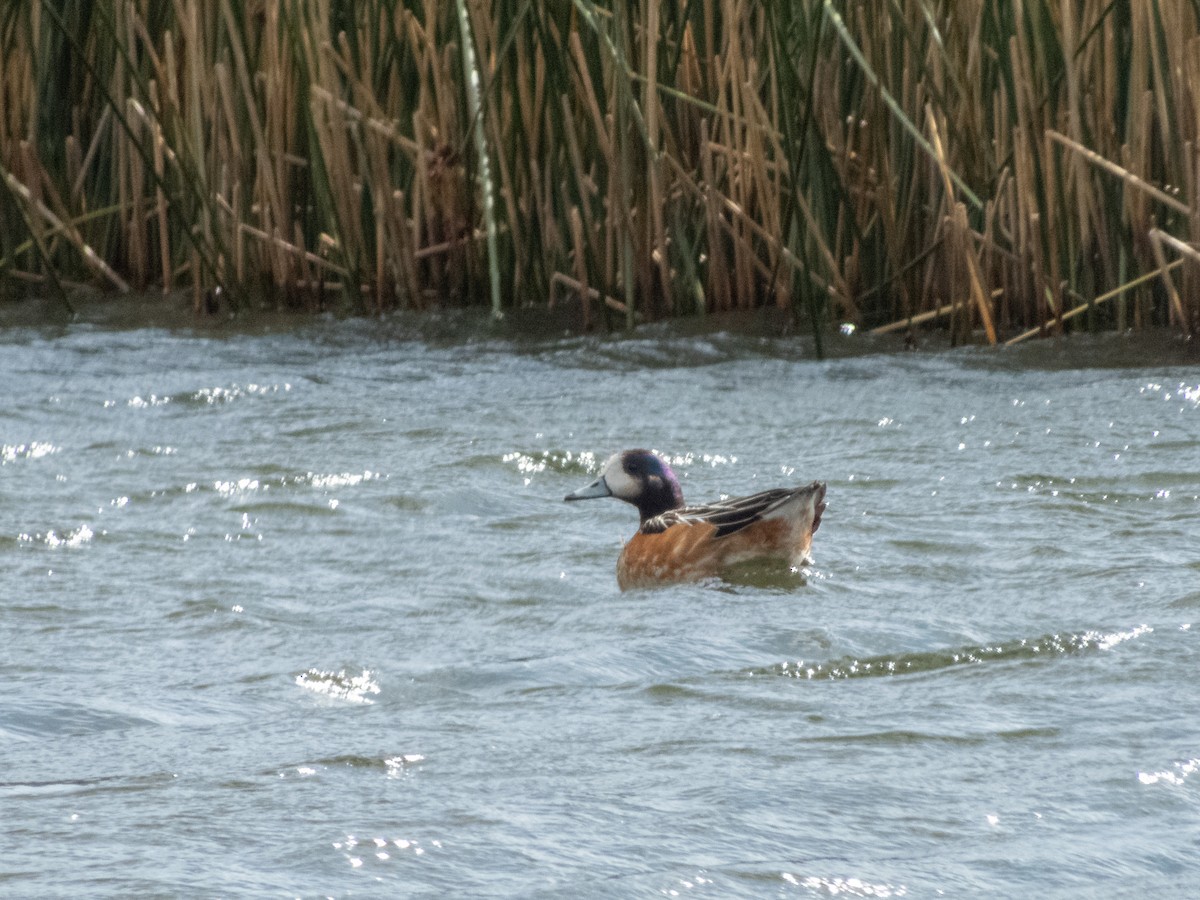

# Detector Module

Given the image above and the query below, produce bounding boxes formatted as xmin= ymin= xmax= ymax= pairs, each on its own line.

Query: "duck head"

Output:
xmin=564 ymin=449 xmax=684 ymax=522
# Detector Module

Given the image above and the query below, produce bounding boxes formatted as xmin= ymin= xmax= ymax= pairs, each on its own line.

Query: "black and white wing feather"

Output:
xmin=640 ymin=488 xmax=797 ymax=538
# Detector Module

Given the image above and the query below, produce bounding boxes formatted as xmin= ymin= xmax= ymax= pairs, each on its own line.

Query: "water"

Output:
xmin=2 ymin=313 xmax=1198 ymax=897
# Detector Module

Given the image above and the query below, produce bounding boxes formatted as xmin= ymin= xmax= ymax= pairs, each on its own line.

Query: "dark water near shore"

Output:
xmin=2 ymin=312 xmax=1198 ymax=897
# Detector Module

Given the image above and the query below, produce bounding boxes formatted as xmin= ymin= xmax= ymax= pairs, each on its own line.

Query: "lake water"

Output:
xmin=2 ymin=311 xmax=1198 ymax=897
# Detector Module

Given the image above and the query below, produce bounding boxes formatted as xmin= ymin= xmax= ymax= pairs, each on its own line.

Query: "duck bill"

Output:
xmin=564 ymin=475 xmax=612 ymax=502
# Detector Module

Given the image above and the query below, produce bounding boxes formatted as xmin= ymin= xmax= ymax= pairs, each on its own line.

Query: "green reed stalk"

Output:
xmin=613 ymin=0 xmax=637 ymax=328
xmin=456 ymin=0 xmax=502 ymax=318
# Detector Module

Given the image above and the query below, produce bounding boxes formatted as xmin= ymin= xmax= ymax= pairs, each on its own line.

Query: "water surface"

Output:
xmin=2 ymin=315 xmax=1198 ymax=897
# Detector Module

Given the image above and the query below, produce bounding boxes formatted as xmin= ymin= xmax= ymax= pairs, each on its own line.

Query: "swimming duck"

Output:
xmin=565 ymin=449 xmax=826 ymax=589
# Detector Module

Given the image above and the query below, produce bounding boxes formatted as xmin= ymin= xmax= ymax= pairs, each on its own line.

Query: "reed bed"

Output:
xmin=1 ymin=1 xmax=1198 ymax=344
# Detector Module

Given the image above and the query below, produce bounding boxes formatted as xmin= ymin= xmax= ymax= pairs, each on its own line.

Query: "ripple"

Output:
xmin=659 ymin=870 xmax=716 ymax=894
xmin=45 ymin=524 xmax=95 ymax=548
xmin=1139 ymin=381 xmax=1200 ymax=407
xmin=104 ymin=382 xmax=293 ymax=411
xmin=502 ymin=447 xmax=741 ymax=483
xmin=1138 ymin=757 xmax=1200 ymax=787
xmin=781 ymin=873 xmax=907 ymax=897
xmin=1 ymin=441 xmax=59 ymax=464
xmin=384 ymin=754 xmax=427 ymax=777
xmin=305 ymin=471 xmax=382 ymax=489
xmin=333 ymin=833 xmax=443 ymax=869
xmin=120 ymin=393 xmax=171 ymax=409
xmin=1008 ymin=472 xmax=1200 ymax=505
xmin=213 ymin=477 xmax=264 ymax=497
xmin=203 ymin=470 xmax=383 ymax=499
xmin=0 ymin=699 xmax=152 ymax=739
xmin=796 ymin=726 xmax=1060 ymax=746
xmin=0 ymin=772 xmax=175 ymax=800
xmin=16 ymin=523 xmax=97 ymax=549
xmin=763 ymin=626 xmax=1154 ymax=681
xmin=271 ymin=754 xmax=425 ymax=778
xmin=501 ymin=449 xmax=601 ymax=478
xmin=125 ymin=444 xmax=178 ymax=457
xmin=186 ymin=383 xmax=292 ymax=404
xmin=294 ymin=668 xmax=381 ymax=704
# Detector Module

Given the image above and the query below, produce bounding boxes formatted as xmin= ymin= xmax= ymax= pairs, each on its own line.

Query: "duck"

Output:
xmin=564 ymin=449 xmax=826 ymax=589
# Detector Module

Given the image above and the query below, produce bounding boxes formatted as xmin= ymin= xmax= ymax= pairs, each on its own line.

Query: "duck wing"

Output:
xmin=641 ymin=488 xmax=801 ymax=539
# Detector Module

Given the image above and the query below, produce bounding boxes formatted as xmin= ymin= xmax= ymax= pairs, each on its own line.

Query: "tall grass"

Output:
xmin=0 ymin=1 xmax=1197 ymax=343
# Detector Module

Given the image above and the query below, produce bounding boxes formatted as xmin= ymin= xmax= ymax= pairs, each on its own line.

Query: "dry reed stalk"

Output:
xmin=642 ymin=0 xmax=671 ymax=312
xmin=1011 ymin=122 xmax=1046 ymax=333
xmin=502 ymin=27 xmax=541 ymax=307
xmin=172 ymin=0 xmax=211 ymax=308
xmin=112 ymin=33 xmax=132 ymax=280
xmin=70 ymin=105 xmax=112 ymax=202
xmin=329 ymin=98 xmax=422 ymax=157
xmin=568 ymin=204 xmax=591 ymax=329
xmin=559 ymin=93 xmax=599 ymax=271
xmin=147 ymin=80 xmax=173 ymax=292
xmin=614 ymin=0 xmax=638 ymax=325
xmin=292 ymin=219 xmax=312 ymax=303
xmin=127 ymin=99 xmax=148 ymax=288
xmin=21 ymin=143 xmax=69 ymax=254
xmin=1124 ymin=96 xmax=1150 ymax=328
xmin=409 ymin=110 xmax=430 ymax=306
xmin=749 ymin=89 xmax=790 ymax=310
xmin=869 ymin=300 xmax=959 ymax=335
xmin=1149 ymin=229 xmax=1199 ymax=332
xmin=1047 ymin=130 xmax=1192 ymax=216
xmin=1060 ymin=0 xmax=1086 ymax=257
xmin=981 ymin=191 xmax=1001 ymax=331
xmin=661 ymin=146 xmax=847 ymax=316
xmin=391 ymin=189 xmax=421 ymax=306
xmin=409 ymin=16 xmax=475 ymax=304
xmin=1143 ymin=4 xmax=1174 ymax=166
xmin=1192 ymin=140 xmax=1200 ymax=309
xmin=1005 ymin=259 xmax=1187 ymax=346
xmin=62 ymin=133 xmax=82 ymax=210
xmin=413 ymin=228 xmax=489 ymax=259
xmin=359 ymin=114 xmax=396 ymax=308
xmin=699 ymin=119 xmax=728 ymax=311
xmin=927 ymin=105 xmax=996 ymax=343
xmin=3 ymin=166 xmax=130 ymax=292
xmin=569 ymin=32 xmax=613 ymax=165
xmin=551 ymin=271 xmax=628 ymax=314
xmin=789 ymin=176 xmax=852 ymax=313
xmin=1041 ymin=129 xmax=1064 ymax=333
xmin=267 ymin=4 xmax=299 ymax=289
xmin=869 ymin=122 xmax=908 ymax=324
xmin=237 ymin=220 xmax=350 ymax=277
xmin=374 ymin=187 xmax=386 ymax=313
xmin=1006 ymin=18 xmax=1041 ymax=329
xmin=305 ymin=33 xmax=365 ymax=286
xmin=714 ymin=194 xmax=777 ymax=287
xmin=26 ymin=3 xmax=40 ymax=143
xmin=231 ymin=179 xmax=243 ymax=285
xmin=3 ymin=268 xmax=91 ymax=290
xmin=718 ymin=1 xmax=748 ymax=309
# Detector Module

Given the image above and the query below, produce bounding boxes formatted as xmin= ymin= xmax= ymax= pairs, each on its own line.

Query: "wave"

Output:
xmin=759 ymin=625 xmax=1153 ymax=681
xmin=294 ymin=668 xmax=381 ymax=704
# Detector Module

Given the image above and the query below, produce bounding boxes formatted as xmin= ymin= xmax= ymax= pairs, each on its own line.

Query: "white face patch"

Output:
xmin=602 ymin=453 xmax=640 ymax=501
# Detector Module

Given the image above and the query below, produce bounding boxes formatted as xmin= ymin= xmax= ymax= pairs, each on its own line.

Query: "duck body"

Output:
xmin=565 ymin=449 xmax=826 ymax=590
